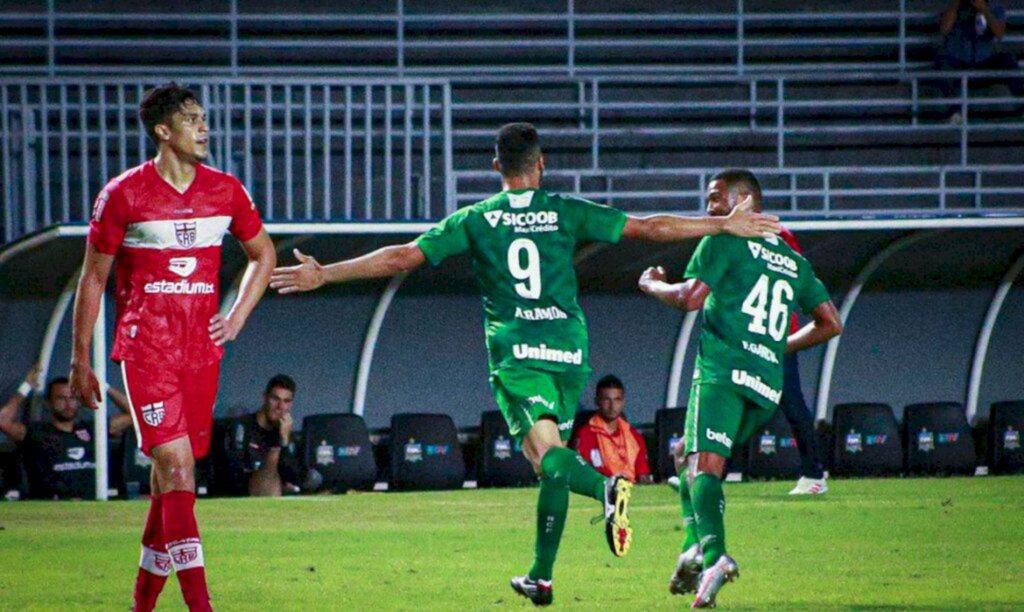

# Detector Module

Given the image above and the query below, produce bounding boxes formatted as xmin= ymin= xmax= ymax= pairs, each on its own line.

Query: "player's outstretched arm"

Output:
xmin=270 ymin=241 xmax=426 ymax=294
xmin=637 ymin=266 xmax=710 ymax=311
xmin=210 ymin=228 xmax=276 ymax=346
xmin=69 ymin=244 xmax=115 ymax=410
xmin=621 ymin=196 xmax=780 ymax=242
xmin=786 ymin=300 xmax=843 ymax=354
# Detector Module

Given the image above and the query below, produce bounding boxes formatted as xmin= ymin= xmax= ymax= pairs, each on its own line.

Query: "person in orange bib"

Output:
xmin=573 ymin=375 xmax=653 ymax=484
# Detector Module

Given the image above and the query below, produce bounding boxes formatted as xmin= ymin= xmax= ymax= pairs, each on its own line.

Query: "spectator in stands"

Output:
xmin=573 ymin=375 xmax=653 ymax=484
xmin=0 ymin=363 xmax=133 ymax=499
xmin=224 ymin=374 xmax=304 ymax=496
xmin=934 ymin=0 xmax=1023 ymax=122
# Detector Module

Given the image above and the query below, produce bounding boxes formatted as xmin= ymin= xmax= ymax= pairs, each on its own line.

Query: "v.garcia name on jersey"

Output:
xmin=484 ymin=209 xmax=559 ymax=233
xmin=747 ymin=240 xmax=798 ymax=278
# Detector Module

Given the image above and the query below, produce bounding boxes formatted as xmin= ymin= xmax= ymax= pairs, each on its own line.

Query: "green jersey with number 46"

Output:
xmin=685 ymin=233 xmax=831 ymax=409
xmin=416 ymin=189 xmax=627 ymax=375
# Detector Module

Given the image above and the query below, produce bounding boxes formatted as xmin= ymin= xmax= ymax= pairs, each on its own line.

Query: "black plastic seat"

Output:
xmin=832 ymin=403 xmax=903 ymax=477
xmin=988 ymin=401 xmax=1024 ymax=475
xmin=745 ymin=409 xmax=801 ymax=480
xmin=903 ymin=402 xmax=976 ymax=475
xmin=388 ymin=413 xmax=465 ymax=491
xmin=654 ymin=407 xmax=687 ymax=481
xmin=303 ymin=413 xmax=377 ymax=493
xmin=478 ymin=410 xmax=535 ymax=488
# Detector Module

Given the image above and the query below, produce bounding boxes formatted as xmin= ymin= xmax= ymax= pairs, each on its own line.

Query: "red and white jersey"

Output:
xmin=779 ymin=226 xmax=804 ymax=335
xmin=88 ymin=160 xmax=263 ymax=368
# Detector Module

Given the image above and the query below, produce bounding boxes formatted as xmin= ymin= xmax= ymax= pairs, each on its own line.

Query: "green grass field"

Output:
xmin=1 ymin=477 xmax=1022 ymax=610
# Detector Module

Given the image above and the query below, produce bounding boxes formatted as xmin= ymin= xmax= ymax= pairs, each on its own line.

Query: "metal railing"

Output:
xmin=0 ymin=1 xmax=1021 ymax=77
xmin=0 ymin=78 xmax=453 ymax=242
xmin=454 ymin=166 xmax=1024 ymax=214
xmin=2 ymin=72 xmax=1023 ymax=243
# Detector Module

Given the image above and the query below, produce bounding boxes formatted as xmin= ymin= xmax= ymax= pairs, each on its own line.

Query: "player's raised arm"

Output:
xmin=621 ymin=196 xmax=780 ymax=242
xmin=637 ymin=266 xmax=710 ymax=312
xmin=69 ymin=243 xmax=115 ymax=410
xmin=270 ymin=241 xmax=426 ymax=294
xmin=786 ymin=300 xmax=843 ymax=354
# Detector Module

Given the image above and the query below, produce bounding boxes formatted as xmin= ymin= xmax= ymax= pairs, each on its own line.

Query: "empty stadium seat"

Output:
xmin=478 ymin=410 xmax=535 ymax=488
xmin=388 ymin=413 xmax=465 ymax=491
xmin=654 ymin=407 xmax=687 ymax=481
xmin=120 ymin=428 xmax=153 ymax=497
xmin=831 ymin=403 xmax=903 ymax=477
xmin=302 ymin=414 xmax=377 ymax=493
xmin=903 ymin=402 xmax=976 ymax=476
xmin=988 ymin=401 xmax=1024 ymax=475
xmin=744 ymin=409 xmax=801 ymax=480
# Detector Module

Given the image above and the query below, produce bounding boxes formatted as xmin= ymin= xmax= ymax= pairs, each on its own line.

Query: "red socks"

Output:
xmin=161 ymin=490 xmax=212 ymax=612
xmin=133 ymin=494 xmax=170 ymax=612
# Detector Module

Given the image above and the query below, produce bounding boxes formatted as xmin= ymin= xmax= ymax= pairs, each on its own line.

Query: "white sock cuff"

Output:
xmin=167 ymin=538 xmax=205 ymax=572
xmin=139 ymin=546 xmax=172 ymax=577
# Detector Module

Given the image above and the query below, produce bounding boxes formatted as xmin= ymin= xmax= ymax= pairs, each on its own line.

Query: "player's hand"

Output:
xmin=69 ymin=361 xmax=102 ymax=410
xmin=638 ymin=266 xmax=668 ymax=293
xmin=270 ymin=249 xmax=326 ymax=294
xmin=209 ymin=313 xmax=242 ymax=346
xmin=279 ymin=411 xmax=294 ymax=443
xmin=722 ymin=196 xmax=781 ymax=238
xmin=26 ymin=362 xmax=42 ymax=391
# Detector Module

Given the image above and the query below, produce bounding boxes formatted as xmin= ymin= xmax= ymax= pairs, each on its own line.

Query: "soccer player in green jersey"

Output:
xmin=270 ymin=126 xmax=781 ymax=606
xmin=638 ymin=169 xmax=843 ymax=608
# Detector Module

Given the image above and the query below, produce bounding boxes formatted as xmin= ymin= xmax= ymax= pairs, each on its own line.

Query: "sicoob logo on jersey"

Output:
xmin=141 ymin=402 xmax=166 ymax=427
xmin=174 ymin=222 xmax=197 ymax=247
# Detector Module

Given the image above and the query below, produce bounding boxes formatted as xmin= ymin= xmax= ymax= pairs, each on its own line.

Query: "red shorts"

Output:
xmin=121 ymin=359 xmax=221 ymax=459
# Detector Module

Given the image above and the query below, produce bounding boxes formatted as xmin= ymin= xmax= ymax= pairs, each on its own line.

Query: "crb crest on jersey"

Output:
xmin=174 ymin=222 xmax=198 ymax=248
xmin=141 ymin=401 xmax=166 ymax=427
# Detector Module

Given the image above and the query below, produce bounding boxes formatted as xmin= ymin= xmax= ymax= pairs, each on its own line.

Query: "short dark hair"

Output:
xmin=596 ymin=375 xmax=624 ymax=394
xmin=47 ymin=377 xmax=69 ymax=401
xmin=495 ymin=122 xmax=542 ymax=177
xmin=264 ymin=374 xmax=296 ymax=395
xmin=139 ymin=82 xmax=199 ymax=145
xmin=711 ymin=168 xmax=763 ymax=205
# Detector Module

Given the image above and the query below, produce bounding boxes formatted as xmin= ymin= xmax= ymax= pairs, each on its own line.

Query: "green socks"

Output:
xmin=528 ymin=446 xmax=610 ymax=582
xmin=679 ymin=478 xmax=700 ymax=552
xmin=540 ymin=446 xmax=606 ymax=502
xmin=529 ymin=473 xmax=569 ymax=582
xmin=691 ymin=473 xmax=727 ymax=568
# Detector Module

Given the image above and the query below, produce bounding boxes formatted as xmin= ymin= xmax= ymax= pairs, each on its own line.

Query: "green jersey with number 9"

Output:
xmin=416 ymin=188 xmax=628 ymax=375
xmin=685 ymin=233 xmax=831 ymax=409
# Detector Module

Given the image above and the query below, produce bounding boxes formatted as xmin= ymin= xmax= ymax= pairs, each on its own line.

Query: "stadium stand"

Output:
xmin=988 ymin=400 xmax=1024 ymax=474
xmin=302 ymin=414 xmax=377 ymax=493
xmin=388 ymin=413 xmax=465 ymax=491
xmin=903 ymin=402 xmax=977 ymax=475
xmin=477 ymin=410 xmax=535 ymax=488
xmin=1 ymin=1 xmax=1023 ymax=499
xmin=831 ymin=403 xmax=904 ymax=477
xmin=744 ymin=409 xmax=802 ymax=480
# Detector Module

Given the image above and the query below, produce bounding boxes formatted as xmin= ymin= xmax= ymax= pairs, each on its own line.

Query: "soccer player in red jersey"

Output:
xmin=69 ymin=83 xmax=276 ymax=612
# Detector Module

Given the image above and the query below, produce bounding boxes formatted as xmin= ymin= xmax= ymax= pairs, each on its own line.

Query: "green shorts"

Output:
xmin=489 ymin=367 xmax=589 ymax=444
xmin=684 ymin=383 xmax=777 ymax=458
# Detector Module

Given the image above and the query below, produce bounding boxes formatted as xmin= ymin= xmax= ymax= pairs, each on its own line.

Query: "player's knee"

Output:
xmin=687 ymin=451 xmax=726 ymax=485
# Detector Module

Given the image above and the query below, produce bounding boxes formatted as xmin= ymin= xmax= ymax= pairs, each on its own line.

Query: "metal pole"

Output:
xmin=353 ymin=272 xmax=409 ymax=416
xmin=443 ymin=83 xmax=454 ymax=215
xmin=665 ymin=311 xmax=699 ymax=407
xmin=93 ymin=292 xmax=109 ymax=501
xmin=965 ymin=251 xmax=1024 ymax=424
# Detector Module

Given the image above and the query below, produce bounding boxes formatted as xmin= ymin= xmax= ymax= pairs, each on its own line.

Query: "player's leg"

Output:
xmin=121 ymin=361 xmax=175 ymax=612
xmin=779 ymin=353 xmax=827 ymax=494
xmin=150 ymin=436 xmax=211 ymax=612
xmin=668 ymin=386 xmax=705 ymax=595
xmin=683 ymin=384 xmax=744 ymax=608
